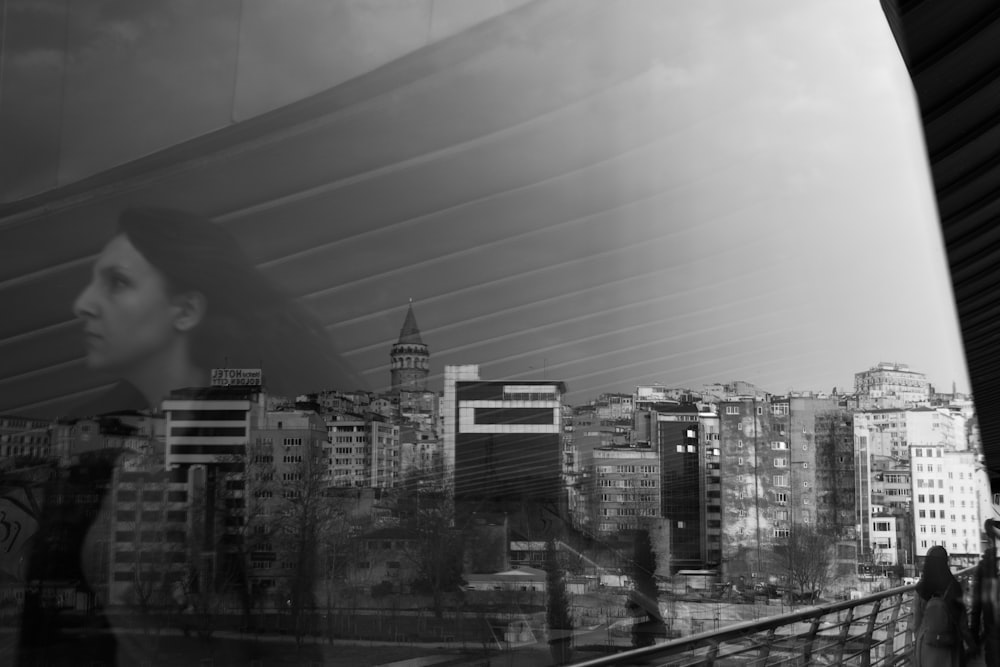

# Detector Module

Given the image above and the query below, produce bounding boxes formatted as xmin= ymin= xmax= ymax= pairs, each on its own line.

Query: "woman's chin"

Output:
xmin=84 ymin=353 xmax=120 ymax=374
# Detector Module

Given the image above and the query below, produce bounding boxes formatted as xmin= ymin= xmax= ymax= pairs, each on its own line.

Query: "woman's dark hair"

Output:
xmin=916 ymin=544 xmax=959 ymax=600
xmin=117 ymin=206 xmax=360 ymax=395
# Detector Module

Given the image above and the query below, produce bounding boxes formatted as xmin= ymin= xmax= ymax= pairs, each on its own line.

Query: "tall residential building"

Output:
xmin=719 ymin=394 xmax=856 ymax=580
xmin=635 ymin=402 xmax=704 ymax=569
xmin=580 ymin=399 xmax=715 ymax=571
xmin=326 ymin=412 xmax=400 ymax=489
xmin=565 ymin=405 xmax=631 ymax=532
xmin=588 ymin=447 xmax=660 ymax=535
xmin=442 ymin=366 xmax=564 ymax=504
xmin=911 ymin=444 xmax=981 ymax=568
xmin=854 ymin=362 xmax=931 ymax=409
xmin=801 ymin=398 xmax=856 ymax=538
xmin=701 ymin=410 xmax=722 ymax=568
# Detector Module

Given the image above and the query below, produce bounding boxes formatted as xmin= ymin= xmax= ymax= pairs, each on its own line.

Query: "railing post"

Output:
xmin=757 ymin=627 xmax=776 ymax=662
xmin=803 ymin=615 xmax=822 ymax=663
xmin=834 ymin=606 xmax=856 ymax=666
xmin=702 ymin=638 xmax=719 ymax=666
xmin=884 ymin=592 xmax=908 ymax=666
xmin=861 ymin=597 xmax=883 ymax=667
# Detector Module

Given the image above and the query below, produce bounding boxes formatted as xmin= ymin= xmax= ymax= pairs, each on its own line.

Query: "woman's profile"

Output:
xmin=911 ymin=545 xmax=977 ymax=667
xmin=16 ymin=206 xmax=358 ymax=665
xmin=71 ymin=206 xmax=357 ymax=413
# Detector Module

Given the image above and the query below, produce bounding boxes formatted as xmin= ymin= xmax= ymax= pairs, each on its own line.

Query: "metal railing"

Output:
xmin=568 ymin=568 xmax=975 ymax=667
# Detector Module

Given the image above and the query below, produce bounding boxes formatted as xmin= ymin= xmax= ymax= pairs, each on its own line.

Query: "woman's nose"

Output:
xmin=73 ymin=281 xmax=98 ymax=318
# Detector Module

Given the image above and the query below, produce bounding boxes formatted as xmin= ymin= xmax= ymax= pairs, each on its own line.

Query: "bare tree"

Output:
xmin=316 ymin=492 xmax=370 ymax=643
xmin=390 ymin=484 xmax=464 ymax=618
xmin=271 ymin=439 xmax=341 ymax=646
xmin=212 ymin=442 xmax=283 ymax=630
xmin=778 ymin=523 xmax=834 ymax=603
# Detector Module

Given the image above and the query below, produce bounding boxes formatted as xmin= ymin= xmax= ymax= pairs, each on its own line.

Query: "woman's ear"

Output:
xmin=173 ymin=291 xmax=207 ymax=332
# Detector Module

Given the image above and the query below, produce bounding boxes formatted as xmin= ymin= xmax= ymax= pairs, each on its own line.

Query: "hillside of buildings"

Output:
xmin=0 ymin=306 xmax=986 ymax=658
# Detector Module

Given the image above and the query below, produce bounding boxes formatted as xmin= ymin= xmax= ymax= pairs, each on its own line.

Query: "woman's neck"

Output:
xmin=124 ymin=343 xmax=209 ymax=410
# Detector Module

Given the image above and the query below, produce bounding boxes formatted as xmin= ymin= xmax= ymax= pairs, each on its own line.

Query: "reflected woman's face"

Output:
xmin=73 ymin=234 xmax=184 ymax=373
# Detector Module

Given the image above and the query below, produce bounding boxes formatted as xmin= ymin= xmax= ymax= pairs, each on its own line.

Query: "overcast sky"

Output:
xmin=0 ymin=1 xmax=971 ymax=408
xmin=370 ymin=0 xmax=970 ymax=402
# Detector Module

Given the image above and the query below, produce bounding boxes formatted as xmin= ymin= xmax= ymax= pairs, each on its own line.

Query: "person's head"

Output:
xmin=73 ymin=207 xmax=356 ymax=402
xmin=923 ymin=545 xmax=949 ymax=570
xmin=918 ymin=545 xmax=955 ymax=596
xmin=73 ymin=209 xmax=214 ymax=378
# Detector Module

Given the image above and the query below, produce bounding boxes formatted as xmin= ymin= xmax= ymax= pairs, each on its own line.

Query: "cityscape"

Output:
xmin=0 ymin=301 xmax=987 ymax=664
xmin=0 ymin=0 xmax=992 ymax=664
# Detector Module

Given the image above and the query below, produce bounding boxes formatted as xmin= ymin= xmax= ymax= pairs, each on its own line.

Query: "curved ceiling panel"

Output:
xmin=881 ymin=0 xmax=1000 ymax=487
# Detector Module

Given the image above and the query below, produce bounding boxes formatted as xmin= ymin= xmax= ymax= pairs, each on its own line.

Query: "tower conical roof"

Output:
xmin=397 ymin=302 xmax=424 ymax=345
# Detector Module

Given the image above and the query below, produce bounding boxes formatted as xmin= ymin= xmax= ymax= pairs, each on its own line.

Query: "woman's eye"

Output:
xmin=108 ymin=273 xmax=129 ymax=290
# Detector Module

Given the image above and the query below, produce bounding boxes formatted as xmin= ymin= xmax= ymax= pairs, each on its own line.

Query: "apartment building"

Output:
xmin=911 ymin=444 xmax=981 ymax=568
xmin=720 ymin=394 xmax=856 ymax=578
xmin=854 ymin=362 xmax=931 ymax=409
xmin=326 ymin=413 xmax=400 ymax=489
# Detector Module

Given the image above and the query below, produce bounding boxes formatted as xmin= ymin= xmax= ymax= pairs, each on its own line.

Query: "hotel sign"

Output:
xmin=210 ymin=368 xmax=262 ymax=388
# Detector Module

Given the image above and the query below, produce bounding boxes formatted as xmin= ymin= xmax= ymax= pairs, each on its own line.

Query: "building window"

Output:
xmin=726 ymin=406 xmax=739 ymax=415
